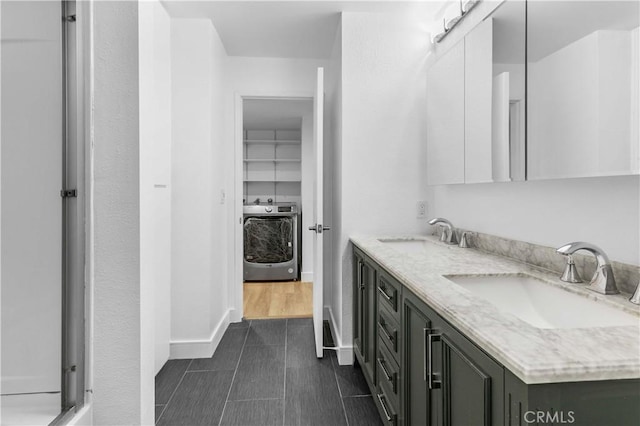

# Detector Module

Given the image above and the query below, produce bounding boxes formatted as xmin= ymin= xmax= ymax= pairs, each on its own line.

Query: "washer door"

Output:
xmin=243 ymin=216 xmax=294 ymax=263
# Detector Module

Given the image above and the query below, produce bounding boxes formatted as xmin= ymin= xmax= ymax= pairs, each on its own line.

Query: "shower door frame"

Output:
xmin=54 ymin=0 xmax=87 ymax=423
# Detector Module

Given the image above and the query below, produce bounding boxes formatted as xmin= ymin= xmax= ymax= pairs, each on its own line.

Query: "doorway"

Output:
xmin=240 ymin=98 xmax=314 ymax=320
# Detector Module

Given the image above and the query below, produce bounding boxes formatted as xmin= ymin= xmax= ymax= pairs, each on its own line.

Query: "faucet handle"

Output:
xmin=560 ymin=254 xmax=583 ymax=283
xmin=438 ymin=225 xmax=448 ymax=242
xmin=630 ymin=281 xmax=640 ymax=305
xmin=458 ymin=231 xmax=471 ymax=248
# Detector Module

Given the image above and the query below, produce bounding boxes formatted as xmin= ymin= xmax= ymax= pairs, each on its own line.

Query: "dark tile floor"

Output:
xmin=155 ymin=318 xmax=382 ymax=426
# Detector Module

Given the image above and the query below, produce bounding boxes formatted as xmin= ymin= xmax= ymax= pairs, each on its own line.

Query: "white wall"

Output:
xmin=139 ymin=0 xmax=172 ymax=376
xmin=91 ymin=1 xmax=150 ymax=424
xmin=0 ymin=0 xmax=62 ymax=395
xmin=209 ymin=14 xmax=229 ymax=346
xmin=333 ymin=12 xmax=431 ymax=362
xmin=427 ymin=176 xmax=640 ymax=266
xmin=170 ymin=18 xmax=230 ymax=359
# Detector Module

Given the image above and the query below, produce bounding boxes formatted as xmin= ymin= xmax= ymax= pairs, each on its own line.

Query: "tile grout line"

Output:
xmin=331 ymin=353 xmax=351 ymax=426
xmin=282 ymin=319 xmax=289 ymax=426
xmin=218 ymin=320 xmax=251 ymax=426
xmin=156 ymin=359 xmax=193 ymax=425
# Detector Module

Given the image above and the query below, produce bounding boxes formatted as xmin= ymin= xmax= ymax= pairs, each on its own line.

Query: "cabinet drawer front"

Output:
xmin=377 ymin=342 xmax=400 ymax=407
xmin=375 ymin=388 xmax=398 ymax=426
xmin=377 ymin=270 xmax=401 ymax=319
xmin=378 ymin=308 xmax=400 ymax=362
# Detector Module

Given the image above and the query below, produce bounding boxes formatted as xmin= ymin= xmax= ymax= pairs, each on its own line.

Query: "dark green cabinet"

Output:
xmin=402 ymin=290 xmax=504 ymax=426
xmin=402 ymin=294 xmax=436 ymax=426
xmin=353 ymin=247 xmax=377 ymax=387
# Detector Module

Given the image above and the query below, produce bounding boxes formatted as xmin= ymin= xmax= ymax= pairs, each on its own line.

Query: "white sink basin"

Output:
xmin=446 ymin=274 xmax=639 ymax=329
xmin=378 ymin=238 xmax=436 ymax=254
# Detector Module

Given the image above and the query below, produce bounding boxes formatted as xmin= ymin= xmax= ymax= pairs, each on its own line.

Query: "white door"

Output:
xmin=309 ymin=68 xmax=325 ymax=358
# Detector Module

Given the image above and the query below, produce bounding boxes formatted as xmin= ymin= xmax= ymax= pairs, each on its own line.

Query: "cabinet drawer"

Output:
xmin=377 ymin=269 xmax=401 ymax=320
xmin=377 ymin=341 xmax=400 ymax=408
xmin=378 ymin=308 xmax=400 ymax=362
xmin=375 ymin=387 xmax=398 ymax=426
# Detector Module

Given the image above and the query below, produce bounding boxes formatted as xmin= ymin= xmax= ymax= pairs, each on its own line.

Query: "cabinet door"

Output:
xmin=426 ymin=40 xmax=465 ymax=185
xmin=432 ymin=323 xmax=504 ymax=426
xmin=353 ymin=250 xmax=365 ymax=364
xmin=402 ymin=294 xmax=436 ymax=426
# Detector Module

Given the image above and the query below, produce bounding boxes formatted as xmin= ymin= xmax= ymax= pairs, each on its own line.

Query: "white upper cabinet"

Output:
xmin=426 ymin=0 xmax=526 ymax=185
xmin=464 ymin=17 xmax=493 ymax=183
xmin=527 ymin=0 xmax=640 ymax=179
xmin=426 ymin=40 xmax=465 ymax=185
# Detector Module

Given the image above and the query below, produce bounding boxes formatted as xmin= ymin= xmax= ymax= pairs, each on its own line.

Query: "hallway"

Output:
xmin=155 ymin=319 xmax=382 ymax=425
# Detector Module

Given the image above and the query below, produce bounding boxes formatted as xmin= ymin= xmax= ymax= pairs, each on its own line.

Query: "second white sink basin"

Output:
xmin=446 ymin=274 xmax=639 ymax=329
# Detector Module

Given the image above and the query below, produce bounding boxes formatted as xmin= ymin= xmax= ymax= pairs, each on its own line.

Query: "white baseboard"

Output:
xmin=301 ymin=272 xmax=314 ymax=282
xmin=169 ymin=309 xmax=231 ymax=359
xmin=229 ymin=307 xmax=243 ymax=323
xmin=324 ymin=306 xmax=354 ymax=365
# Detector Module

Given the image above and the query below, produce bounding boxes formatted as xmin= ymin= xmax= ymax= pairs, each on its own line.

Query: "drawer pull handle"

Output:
xmin=378 ymin=321 xmax=395 ymax=345
xmin=376 ymin=393 xmax=393 ymax=422
xmin=427 ymin=330 xmax=442 ymax=390
xmin=377 ymin=357 xmax=392 ymax=382
xmin=378 ymin=285 xmax=393 ymax=302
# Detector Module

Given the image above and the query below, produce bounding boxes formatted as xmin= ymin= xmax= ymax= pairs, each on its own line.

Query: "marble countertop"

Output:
xmin=350 ymin=235 xmax=640 ymax=384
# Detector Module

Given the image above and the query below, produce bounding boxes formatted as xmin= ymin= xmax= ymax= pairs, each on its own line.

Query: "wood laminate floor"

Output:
xmin=243 ymin=281 xmax=312 ymax=320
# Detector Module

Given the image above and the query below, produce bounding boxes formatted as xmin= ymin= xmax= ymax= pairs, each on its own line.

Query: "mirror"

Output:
xmin=465 ymin=0 xmax=526 ymax=183
xmin=527 ymin=1 xmax=640 ymax=179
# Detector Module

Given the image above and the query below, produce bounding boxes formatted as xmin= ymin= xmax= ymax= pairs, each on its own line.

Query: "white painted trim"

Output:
xmin=301 ymin=272 xmax=314 ymax=283
xmin=232 ymin=90 xmax=316 ymax=330
xmin=169 ymin=309 xmax=231 ymax=359
xmin=325 ymin=306 xmax=354 ymax=366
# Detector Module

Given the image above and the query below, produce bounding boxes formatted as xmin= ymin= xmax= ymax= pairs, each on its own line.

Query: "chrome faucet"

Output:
xmin=428 ymin=217 xmax=458 ymax=245
xmin=556 ymin=242 xmax=619 ymax=295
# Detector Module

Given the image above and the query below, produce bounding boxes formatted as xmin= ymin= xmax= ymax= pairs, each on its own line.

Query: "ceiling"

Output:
xmin=243 ymin=99 xmax=313 ymax=129
xmin=162 ymin=1 xmax=447 ymax=59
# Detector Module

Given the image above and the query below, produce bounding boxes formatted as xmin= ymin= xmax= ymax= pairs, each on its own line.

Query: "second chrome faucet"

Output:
xmin=556 ymin=242 xmax=619 ymax=295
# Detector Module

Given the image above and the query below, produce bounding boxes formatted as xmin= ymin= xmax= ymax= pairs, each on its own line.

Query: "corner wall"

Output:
xmin=170 ymin=18 xmax=230 ymax=359
xmin=91 ymin=1 xmax=148 ymax=423
xmin=335 ymin=11 xmax=431 ymax=361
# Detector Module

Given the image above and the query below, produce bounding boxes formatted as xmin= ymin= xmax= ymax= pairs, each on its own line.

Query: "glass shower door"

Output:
xmin=1 ymin=1 xmax=82 ymax=424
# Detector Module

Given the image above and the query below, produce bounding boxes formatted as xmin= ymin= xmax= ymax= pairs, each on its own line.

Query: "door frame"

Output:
xmin=232 ymin=92 xmax=314 ymax=322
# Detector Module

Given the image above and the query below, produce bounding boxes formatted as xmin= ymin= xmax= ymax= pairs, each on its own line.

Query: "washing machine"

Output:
xmin=243 ymin=203 xmax=299 ymax=281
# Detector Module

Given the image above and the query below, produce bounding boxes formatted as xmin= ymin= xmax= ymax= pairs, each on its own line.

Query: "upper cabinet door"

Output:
xmin=527 ymin=0 xmax=640 ymax=179
xmin=427 ymin=40 xmax=465 ymax=185
xmin=465 ymin=0 xmax=526 ymax=184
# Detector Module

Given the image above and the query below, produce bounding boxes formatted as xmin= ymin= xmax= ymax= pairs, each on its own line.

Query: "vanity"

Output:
xmin=351 ymin=235 xmax=640 ymax=426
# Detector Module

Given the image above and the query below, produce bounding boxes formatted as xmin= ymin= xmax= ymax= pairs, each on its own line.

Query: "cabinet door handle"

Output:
xmin=376 ymin=393 xmax=393 ymax=422
xmin=378 ymin=285 xmax=393 ymax=302
xmin=378 ymin=320 xmax=395 ymax=345
xmin=357 ymin=260 xmax=364 ymax=289
xmin=427 ymin=330 xmax=442 ymax=390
